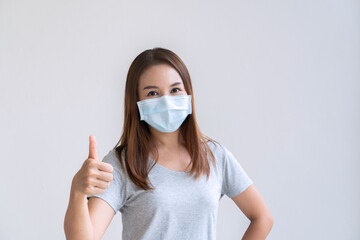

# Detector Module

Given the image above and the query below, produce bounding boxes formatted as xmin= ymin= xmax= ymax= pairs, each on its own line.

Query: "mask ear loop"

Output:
xmin=187 ymin=95 xmax=192 ymax=114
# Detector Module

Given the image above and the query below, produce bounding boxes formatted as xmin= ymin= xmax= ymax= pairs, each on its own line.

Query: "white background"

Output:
xmin=1 ymin=0 xmax=359 ymax=239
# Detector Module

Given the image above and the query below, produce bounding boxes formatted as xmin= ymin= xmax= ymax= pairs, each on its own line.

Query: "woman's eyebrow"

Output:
xmin=143 ymin=82 xmax=183 ymax=90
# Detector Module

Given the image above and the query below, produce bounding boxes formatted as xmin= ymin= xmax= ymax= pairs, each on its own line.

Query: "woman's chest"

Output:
xmin=151 ymin=147 xmax=193 ymax=172
xmin=121 ymin=169 xmax=222 ymax=215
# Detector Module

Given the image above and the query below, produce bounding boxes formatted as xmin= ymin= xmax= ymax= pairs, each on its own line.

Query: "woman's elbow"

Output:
xmin=251 ymin=212 xmax=274 ymax=230
xmin=259 ymin=212 xmax=274 ymax=230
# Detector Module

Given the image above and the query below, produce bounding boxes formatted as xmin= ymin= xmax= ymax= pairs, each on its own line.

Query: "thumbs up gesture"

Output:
xmin=71 ymin=135 xmax=114 ymax=196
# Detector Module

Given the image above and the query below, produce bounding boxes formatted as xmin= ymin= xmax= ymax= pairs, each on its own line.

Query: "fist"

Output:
xmin=72 ymin=135 xmax=114 ymax=196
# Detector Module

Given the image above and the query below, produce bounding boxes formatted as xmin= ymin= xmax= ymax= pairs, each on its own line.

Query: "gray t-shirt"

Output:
xmin=87 ymin=141 xmax=253 ymax=240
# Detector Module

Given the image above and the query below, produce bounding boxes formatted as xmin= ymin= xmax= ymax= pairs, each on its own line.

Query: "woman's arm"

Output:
xmin=242 ymin=216 xmax=273 ymax=240
xmin=231 ymin=185 xmax=274 ymax=239
xmin=64 ymin=181 xmax=95 ymax=240
xmin=64 ymin=135 xmax=115 ymax=240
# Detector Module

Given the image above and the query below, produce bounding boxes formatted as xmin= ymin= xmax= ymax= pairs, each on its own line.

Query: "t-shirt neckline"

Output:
xmin=148 ymin=157 xmax=191 ymax=175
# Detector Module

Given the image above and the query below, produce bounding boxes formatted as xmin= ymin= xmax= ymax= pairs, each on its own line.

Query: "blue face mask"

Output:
xmin=137 ymin=95 xmax=192 ymax=133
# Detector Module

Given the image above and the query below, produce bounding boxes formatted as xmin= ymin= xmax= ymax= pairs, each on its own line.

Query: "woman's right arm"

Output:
xmin=64 ymin=183 xmax=95 ymax=240
xmin=64 ymin=136 xmax=114 ymax=240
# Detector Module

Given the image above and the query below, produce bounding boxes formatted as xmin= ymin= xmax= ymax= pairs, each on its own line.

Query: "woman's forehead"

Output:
xmin=139 ymin=64 xmax=183 ymax=86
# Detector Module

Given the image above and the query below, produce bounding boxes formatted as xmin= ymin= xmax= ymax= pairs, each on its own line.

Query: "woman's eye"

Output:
xmin=171 ymin=88 xmax=181 ymax=93
xmin=147 ymin=91 xmax=158 ymax=96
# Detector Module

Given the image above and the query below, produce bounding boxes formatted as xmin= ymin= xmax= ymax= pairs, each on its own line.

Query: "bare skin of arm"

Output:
xmin=231 ymin=185 xmax=274 ymax=239
xmin=63 ymin=136 xmax=115 ymax=240
xmin=64 ymin=185 xmax=94 ymax=240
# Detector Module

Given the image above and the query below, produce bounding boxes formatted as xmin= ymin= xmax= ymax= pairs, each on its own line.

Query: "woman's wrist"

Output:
xmin=70 ymin=182 xmax=87 ymax=203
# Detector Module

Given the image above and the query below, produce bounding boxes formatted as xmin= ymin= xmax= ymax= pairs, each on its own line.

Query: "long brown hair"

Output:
xmin=113 ymin=47 xmax=218 ymax=191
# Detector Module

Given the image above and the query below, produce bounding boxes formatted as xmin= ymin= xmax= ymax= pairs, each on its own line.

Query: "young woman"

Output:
xmin=64 ymin=48 xmax=273 ymax=240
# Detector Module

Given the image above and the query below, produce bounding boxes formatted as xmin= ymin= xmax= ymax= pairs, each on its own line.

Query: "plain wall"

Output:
xmin=0 ymin=0 xmax=359 ymax=239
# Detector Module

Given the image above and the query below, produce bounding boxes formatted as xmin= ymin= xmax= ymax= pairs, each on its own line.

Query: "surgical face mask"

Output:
xmin=137 ymin=94 xmax=192 ymax=133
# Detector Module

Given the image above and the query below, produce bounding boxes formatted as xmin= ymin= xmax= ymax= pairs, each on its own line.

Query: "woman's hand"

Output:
xmin=71 ymin=135 xmax=114 ymax=196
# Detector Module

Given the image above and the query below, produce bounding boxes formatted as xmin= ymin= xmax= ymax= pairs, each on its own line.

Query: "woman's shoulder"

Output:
xmin=202 ymin=138 xmax=228 ymax=158
xmin=203 ymin=138 xmax=242 ymax=165
xmin=101 ymin=148 xmax=127 ymax=174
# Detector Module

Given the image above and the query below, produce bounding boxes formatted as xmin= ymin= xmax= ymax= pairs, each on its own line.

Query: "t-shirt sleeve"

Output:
xmin=87 ymin=149 xmax=127 ymax=215
xmin=221 ymin=146 xmax=253 ymax=198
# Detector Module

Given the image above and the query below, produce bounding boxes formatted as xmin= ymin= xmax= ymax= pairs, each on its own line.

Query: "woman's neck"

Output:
xmin=149 ymin=127 xmax=184 ymax=150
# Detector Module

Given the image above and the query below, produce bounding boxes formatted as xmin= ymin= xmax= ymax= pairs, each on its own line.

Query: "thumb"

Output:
xmin=88 ymin=135 xmax=99 ymax=160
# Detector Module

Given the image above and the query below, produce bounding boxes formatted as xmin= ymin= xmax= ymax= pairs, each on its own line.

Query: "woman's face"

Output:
xmin=138 ymin=64 xmax=188 ymax=101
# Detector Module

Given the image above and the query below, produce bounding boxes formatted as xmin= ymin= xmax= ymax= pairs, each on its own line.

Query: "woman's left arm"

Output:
xmin=231 ymin=184 xmax=274 ymax=240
